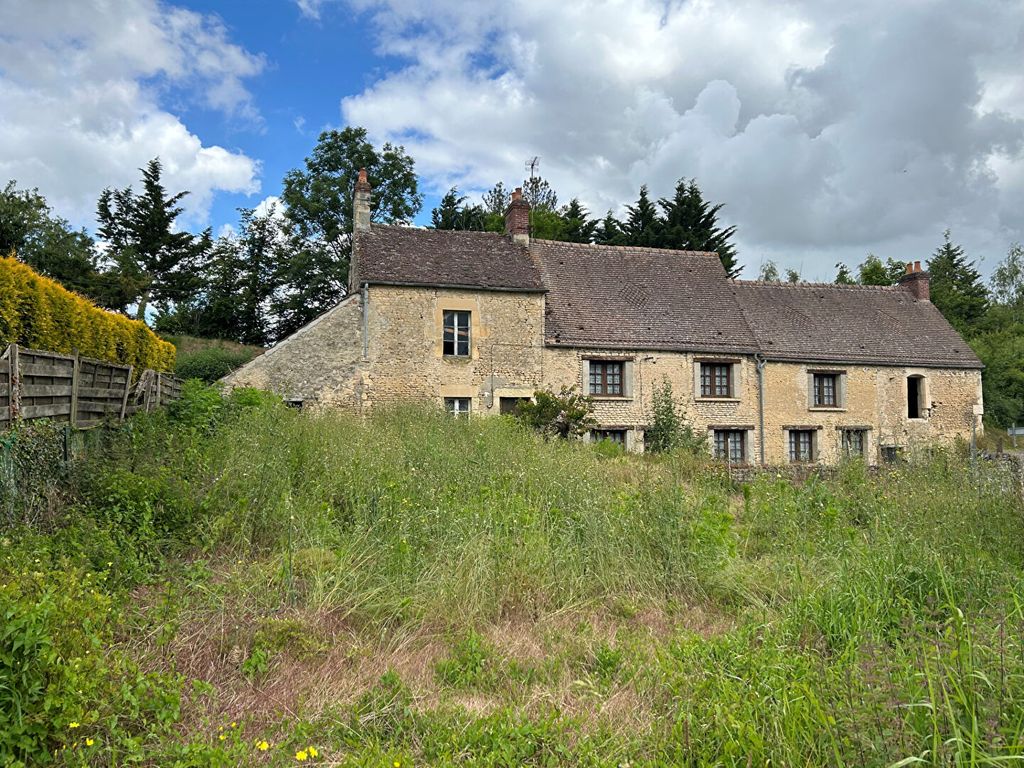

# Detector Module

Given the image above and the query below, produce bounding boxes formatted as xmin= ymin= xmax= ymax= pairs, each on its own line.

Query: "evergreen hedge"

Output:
xmin=0 ymin=254 xmax=175 ymax=372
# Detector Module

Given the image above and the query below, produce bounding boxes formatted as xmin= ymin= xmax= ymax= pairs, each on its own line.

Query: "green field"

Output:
xmin=2 ymin=386 xmax=1024 ymax=766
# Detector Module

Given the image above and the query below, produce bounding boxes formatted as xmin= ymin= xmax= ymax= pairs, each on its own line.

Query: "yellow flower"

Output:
xmin=296 ymin=750 xmax=308 ymax=761
xmin=257 ymin=740 xmax=270 ymax=751
xmin=230 ymin=721 xmax=237 ymax=729
xmin=394 ymin=761 xmax=402 ymax=767
xmin=85 ymin=738 xmax=94 ymax=747
xmin=308 ymin=746 xmax=318 ymax=758
xmin=219 ymin=733 xmax=226 ymax=741
xmin=69 ymin=722 xmax=80 ymax=729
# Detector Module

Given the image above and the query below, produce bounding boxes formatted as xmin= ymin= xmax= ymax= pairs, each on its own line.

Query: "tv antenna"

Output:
xmin=525 ymin=156 xmax=540 ymax=181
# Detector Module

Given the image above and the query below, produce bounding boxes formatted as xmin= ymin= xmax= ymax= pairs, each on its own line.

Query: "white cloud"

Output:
xmin=0 ymin=0 xmax=264 ymax=227
xmin=341 ymin=0 xmax=1024 ymax=278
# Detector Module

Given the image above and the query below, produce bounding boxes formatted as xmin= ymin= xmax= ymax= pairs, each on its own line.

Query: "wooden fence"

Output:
xmin=1 ymin=344 xmax=183 ymax=429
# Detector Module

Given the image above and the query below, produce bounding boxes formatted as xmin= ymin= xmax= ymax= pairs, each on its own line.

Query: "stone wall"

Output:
xmin=362 ymin=285 xmax=546 ymax=415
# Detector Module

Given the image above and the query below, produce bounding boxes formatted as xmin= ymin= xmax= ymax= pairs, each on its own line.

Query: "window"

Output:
xmin=589 ymin=361 xmax=624 ymax=396
xmin=700 ymin=363 xmax=733 ymax=398
xmin=499 ymin=396 xmax=530 ymax=415
xmin=592 ymin=429 xmax=626 ymax=446
xmin=713 ymin=430 xmax=746 ymax=463
xmin=812 ymin=373 xmax=839 ymax=407
xmin=881 ymin=445 xmax=900 ymax=464
xmin=907 ymin=375 xmax=924 ymax=418
xmin=444 ymin=397 xmax=471 ymax=417
xmin=841 ymin=429 xmax=866 ymax=458
xmin=789 ymin=430 xmax=815 ymax=462
xmin=442 ymin=310 xmax=471 ymax=356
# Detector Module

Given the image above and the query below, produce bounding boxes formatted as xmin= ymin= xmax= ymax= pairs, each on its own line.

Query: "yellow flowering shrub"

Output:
xmin=0 ymin=254 xmax=174 ymax=372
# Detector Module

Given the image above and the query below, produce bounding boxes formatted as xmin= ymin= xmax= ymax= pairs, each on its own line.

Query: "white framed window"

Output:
xmin=444 ymin=397 xmax=471 ymax=417
xmin=789 ymin=430 xmax=815 ymax=462
xmin=442 ymin=310 xmax=471 ymax=356
xmin=713 ymin=429 xmax=747 ymax=463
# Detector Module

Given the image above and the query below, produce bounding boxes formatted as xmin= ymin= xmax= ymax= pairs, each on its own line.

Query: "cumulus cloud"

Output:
xmin=341 ymin=0 xmax=1024 ymax=277
xmin=0 ymin=0 xmax=263 ymax=227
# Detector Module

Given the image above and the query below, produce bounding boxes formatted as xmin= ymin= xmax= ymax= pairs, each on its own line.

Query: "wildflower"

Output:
xmin=257 ymin=740 xmax=270 ymax=751
xmin=394 ymin=760 xmax=402 ymax=767
xmin=85 ymin=738 xmax=94 ymax=747
xmin=69 ymin=722 xmax=80 ymax=729
xmin=296 ymin=749 xmax=308 ymax=761
xmin=230 ymin=721 xmax=237 ymax=729
xmin=219 ymin=733 xmax=226 ymax=741
xmin=308 ymin=746 xmax=318 ymax=758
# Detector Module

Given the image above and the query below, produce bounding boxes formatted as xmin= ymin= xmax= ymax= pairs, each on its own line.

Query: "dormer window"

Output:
xmin=442 ymin=310 xmax=471 ymax=356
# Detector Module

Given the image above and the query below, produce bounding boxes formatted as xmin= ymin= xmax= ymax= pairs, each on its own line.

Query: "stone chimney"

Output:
xmin=354 ymin=167 xmax=372 ymax=233
xmin=504 ymin=187 xmax=530 ymax=245
xmin=898 ymin=260 xmax=930 ymax=301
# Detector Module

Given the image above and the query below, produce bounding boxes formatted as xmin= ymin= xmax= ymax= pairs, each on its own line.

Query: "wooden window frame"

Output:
xmin=444 ymin=397 xmax=471 ymax=417
xmin=841 ymin=428 xmax=866 ymax=458
xmin=700 ymin=362 xmax=733 ymax=398
xmin=589 ymin=360 xmax=624 ymax=397
xmin=592 ymin=428 xmax=626 ymax=446
xmin=713 ymin=429 xmax=746 ymax=464
xmin=442 ymin=310 xmax=471 ymax=357
xmin=788 ymin=429 xmax=815 ymax=463
xmin=812 ymin=373 xmax=839 ymax=408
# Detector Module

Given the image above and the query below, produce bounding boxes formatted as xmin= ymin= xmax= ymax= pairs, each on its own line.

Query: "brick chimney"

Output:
xmin=898 ymin=260 xmax=930 ymax=301
xmin=504 ymin=187 xmax=530 ymax=245
xmin=354 ymin=168 xmax=371 ymax=233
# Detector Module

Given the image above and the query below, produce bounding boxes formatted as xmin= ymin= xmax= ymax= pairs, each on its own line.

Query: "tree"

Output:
xmin=276 ymin=127 xmax=422 ymax=338
xmin=757 ymin=261 xmax=780 ymax=282
xmin=594 ymin=210 xmax=624 ymax=245
xmin=622 ymin=185 xmax=661 ymax=247
xmin=0 ymin=181 xmax=106 ymax=302
xmin=514 ymin=387 xmax=595 ymax=440
xmin=834 ymin=263 xmax=856 ymax=284
xmin=482 ymin=182 xmax=510 ymax=215
xmin=431 ymin=187 xmax=486 ymax=231
xmin=785 ymin=268 xmax=801 ymax=284
xmin=657 ymin=178 xmax=740 ymax=277
xmin=857 ymin=254 xmax=905 ymax=286
xmin=990 ymin=243 xmax=1024 ymax=310
xmin=558 ymin=198 xmax=597 ymax=243
xmin=927 ymin=230 xmax=988 ymax=333
xmin=521 ymin=175 xmax=558 ymax=212
xmin=645 ymin=379 xmax=705 ymax=454
xmin=96 ymin=158 xmax=212 ymax=321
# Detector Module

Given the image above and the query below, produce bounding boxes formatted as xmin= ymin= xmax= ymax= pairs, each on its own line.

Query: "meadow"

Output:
xmin=2 ymin=385 xmax=1023 ymax=766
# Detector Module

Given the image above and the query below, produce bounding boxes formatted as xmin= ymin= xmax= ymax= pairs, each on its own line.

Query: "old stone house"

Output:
xmin=225 ymin=170 xmax=984 ymax=465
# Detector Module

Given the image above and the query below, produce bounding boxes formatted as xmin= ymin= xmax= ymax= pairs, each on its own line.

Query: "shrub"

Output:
xmin=645 ymin=378 xmax=707 ymax=454
xmin=514 ymin=387 xmax=596 ymax=439
xmin=174 ymin=347 xmax=255 ymax=382
xmin=0 ymin=254 xmax=174 ymax=371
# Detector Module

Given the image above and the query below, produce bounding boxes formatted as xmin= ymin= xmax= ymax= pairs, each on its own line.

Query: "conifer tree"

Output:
xmin=430 ymin=187 xmax=485 ymax=231
xmin=594 ymin=210 xmax=624 ymax=245
xmin=559 ymin=198 xmax=597 ymax=243
xmin=927 ymin=229 xmax=988 ymax=333
xmin=834 ymin=263 xmax=856 ymax=284
xmin=657 ymin=178 xmax=739 ymax=277
xmin=622 ymin=185 xmax=661 ymax=247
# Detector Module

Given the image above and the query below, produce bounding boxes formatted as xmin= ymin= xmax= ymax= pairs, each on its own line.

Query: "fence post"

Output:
xmin=155 ymin=373 xmax=162 ymax=410
xmin=9 ymin=344 xmax=19 ymax=422
xmin=120 ymin=366 xmax=133 ymax=421
xmin=69 ymin=349 xmax=80 ymax=428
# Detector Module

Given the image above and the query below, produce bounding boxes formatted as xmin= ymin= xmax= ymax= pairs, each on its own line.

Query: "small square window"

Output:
xmin=841 ymin=429 xmax=866 ymax=458
xmin=700 ymin=363 xmax=733 ymax=398
xmin=589 ymin=361 xmax=624 ymax=396
xmin=592 ymin=429 xmax=626 ymax=446
xmin=444 ymin=397 xmax=471 ymax=417
xmin=789 ymin=430 xmax=815 ymax=463
xmin=813 ymin=373 xmax=839 ymax=407
xmin=713 ymin=430 xmax=746 ymax=463
xmin=443 ymin=310 xmax=471 ymax=356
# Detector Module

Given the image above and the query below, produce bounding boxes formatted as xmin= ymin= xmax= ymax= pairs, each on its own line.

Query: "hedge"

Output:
xmin=0 ymin=254 xmax=175 ymax=372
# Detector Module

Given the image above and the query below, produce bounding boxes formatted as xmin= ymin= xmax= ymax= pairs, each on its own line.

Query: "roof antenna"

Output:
xmin=524 ymin=156 xmax=540 ymax=237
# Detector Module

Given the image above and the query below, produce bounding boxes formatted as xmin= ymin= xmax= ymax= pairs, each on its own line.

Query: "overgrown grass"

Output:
xmin=2 ymin=386 xmax=1024 ymax=766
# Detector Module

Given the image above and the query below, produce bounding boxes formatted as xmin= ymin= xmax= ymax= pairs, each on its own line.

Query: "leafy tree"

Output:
xmin=990 ymin=243 xmax=1024 ymax=311
xmin=514 ymin=387 xmax=595 ymax=440
xmin=834 ymin=263 xmax=856 ymax=284
xmin=559 ymin=198 xmax=597 ymax=243
xmin=482 ymin=182 xmax=510 ymax=215
xmin=785 ymin=268 xmax=801 ymax=284
xmin=658 ymin=178 xmax=740 ymax=277
xmin=96 ymin=158 xmax=212 ymax=321
xmin=757 ymin=261 xmax=780 ymax=282
xmin=927 ymin=230 xmax=988 ymax=333
xmin=522 ymin=175 xmax=558 ymax=212
xmin=276 ymin=127 xmax=421 ymax=338
xmin=645 ymin=379 xmax=706 ymax=454
xmin=431 ymin=187 xmax=486 ymax=231
xmin=857 ymin=254 xmax=905 ymax=286
xmin=971 ymin=327 xmax=1024 ymax=428
xmin=0 ymin=181 xmax=107 ymax=302
xmin=622 ymin=185 xmax=661 ymax=247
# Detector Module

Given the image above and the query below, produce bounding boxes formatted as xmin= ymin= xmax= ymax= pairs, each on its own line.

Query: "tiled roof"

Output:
xmin=354 ymin=225 xmax=544 ymax=291
xmin=531 ymin=239 xmax=760 ymax=354
xmin=733 ymin=281 xmax=982 ymax=369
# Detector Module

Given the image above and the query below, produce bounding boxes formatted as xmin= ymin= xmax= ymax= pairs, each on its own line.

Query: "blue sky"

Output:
xmin=2 ymin=0 xmax=1024 ymax=280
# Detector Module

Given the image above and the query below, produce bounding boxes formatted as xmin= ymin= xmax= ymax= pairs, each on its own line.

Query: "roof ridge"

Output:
xmin=736 ymin=280 xmax=901 ymax=292
xmin=531 ymin=238 xmax=720 ymax=258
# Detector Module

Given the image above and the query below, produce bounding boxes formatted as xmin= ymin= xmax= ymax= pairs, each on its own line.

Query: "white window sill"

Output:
xmin=696 ymin=397 xmax=740 ymax=403
xmin=809 ymin=407 xmax=846 ymax=412
xmin=589 ymin=395 xmax=633 ymax=402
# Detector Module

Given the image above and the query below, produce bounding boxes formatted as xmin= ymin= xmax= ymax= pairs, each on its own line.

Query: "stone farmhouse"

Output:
xmin=225 ymin=170 xmax=984 ymax=465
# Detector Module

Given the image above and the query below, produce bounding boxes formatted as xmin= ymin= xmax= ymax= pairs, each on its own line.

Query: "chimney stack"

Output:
xmin=354 ymin=168 xmax=371 ymax=233
xmin=505 ymin=187 xmax=530 ymax=245
xmin=898 ymin=260 xmax=930 ymax=301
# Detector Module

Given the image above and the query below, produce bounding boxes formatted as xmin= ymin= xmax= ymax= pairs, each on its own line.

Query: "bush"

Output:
xmin=514 ymin=387 xmax=596 ymax=439
xmin=645 ymin=378 xmax=707 ymax=454
xmin=0 ymin=254 xmax=174 ymax=371
xmin=174 ymin=347 xmax=255 ymax=382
